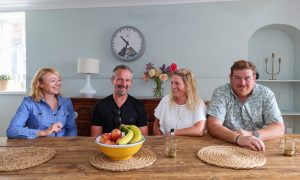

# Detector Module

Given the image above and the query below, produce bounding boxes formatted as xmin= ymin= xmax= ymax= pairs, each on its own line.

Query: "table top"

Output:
xmin=1 ymin=135 xmax=300 ymax=179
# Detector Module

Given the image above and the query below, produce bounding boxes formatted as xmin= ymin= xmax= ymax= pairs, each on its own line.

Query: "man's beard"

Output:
xmin=116 ymin=91 xmax=126 ymax=96
xmin=115 ymin=85 xmax=128 ymax=96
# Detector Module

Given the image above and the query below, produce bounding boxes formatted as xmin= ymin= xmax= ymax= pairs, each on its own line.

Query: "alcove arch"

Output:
xmin=248 ymin=24 xmax=300 ymax=80
xmin=248 ymin=24 xmax=300 ymax=133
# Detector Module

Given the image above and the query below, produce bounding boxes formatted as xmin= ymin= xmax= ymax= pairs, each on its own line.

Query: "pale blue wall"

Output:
xmin=1 ymin=0 xmax=300 ymax=136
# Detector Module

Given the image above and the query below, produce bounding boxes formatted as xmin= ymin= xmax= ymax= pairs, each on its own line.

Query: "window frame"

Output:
xmin=0 ymin=11 xmax=26 ymax=94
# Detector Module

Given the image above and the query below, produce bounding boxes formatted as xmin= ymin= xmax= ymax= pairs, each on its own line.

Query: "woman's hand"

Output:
xmin=38 ymin=122 xmax=62 ymax=137
xmin=49 ymin=122 xmax=62 ymax=134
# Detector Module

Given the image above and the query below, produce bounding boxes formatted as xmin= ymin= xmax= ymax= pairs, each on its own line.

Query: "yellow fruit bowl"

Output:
xmin=95 ymin=135 xmax=145 ymax=160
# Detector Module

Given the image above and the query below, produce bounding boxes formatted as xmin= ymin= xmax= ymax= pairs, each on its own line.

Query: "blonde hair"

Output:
xmin=169 ymin=68 xmax=201 ymax=111
xmin=29 ymin=68 xmax=61 ymax=102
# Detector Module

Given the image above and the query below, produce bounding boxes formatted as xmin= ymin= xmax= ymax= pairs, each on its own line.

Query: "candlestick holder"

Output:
xmin=265 ymin=53 xmax=281 ymax=80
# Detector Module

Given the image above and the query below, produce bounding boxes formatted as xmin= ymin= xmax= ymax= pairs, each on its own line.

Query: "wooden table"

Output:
xmin=1 ymin=135 xmax=300 ymax=179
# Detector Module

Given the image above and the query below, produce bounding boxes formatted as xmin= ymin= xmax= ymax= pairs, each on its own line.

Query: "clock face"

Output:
xmin=111 ymin=26 xmax=146 ymax=61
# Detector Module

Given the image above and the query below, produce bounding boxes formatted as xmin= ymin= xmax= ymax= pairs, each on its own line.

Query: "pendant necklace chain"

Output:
xmin=175 ymin=106 xmax=182 ymax=130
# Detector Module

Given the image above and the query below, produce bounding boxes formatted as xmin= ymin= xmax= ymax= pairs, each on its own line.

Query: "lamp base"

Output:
xmin=80 ymin=90 xmax=96 ymax=98
xmin=80 ymin=74 xmax=97 ymax=98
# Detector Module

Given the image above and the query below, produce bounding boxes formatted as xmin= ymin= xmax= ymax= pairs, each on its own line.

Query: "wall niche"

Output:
xmin=248 ymin=24 xmax=300 ymax=134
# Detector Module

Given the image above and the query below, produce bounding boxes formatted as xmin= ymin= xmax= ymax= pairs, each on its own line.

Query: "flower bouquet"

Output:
xmin=143 ymin=62 xmax=177 ymax=97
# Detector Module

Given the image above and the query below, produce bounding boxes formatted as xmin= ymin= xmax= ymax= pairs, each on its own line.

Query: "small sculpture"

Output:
xmin=265 ymin=53 xmax=281 ymax=80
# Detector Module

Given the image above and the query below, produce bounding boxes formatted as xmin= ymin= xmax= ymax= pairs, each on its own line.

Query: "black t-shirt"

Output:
xmin=91 ymin=94 xmax=148 ymax=133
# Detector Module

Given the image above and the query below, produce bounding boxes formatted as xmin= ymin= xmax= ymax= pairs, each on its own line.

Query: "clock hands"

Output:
xmin=119 ymin=36 xmax=130 ymax=57
xmin=120 ymin=36 xmax=129 ymax=46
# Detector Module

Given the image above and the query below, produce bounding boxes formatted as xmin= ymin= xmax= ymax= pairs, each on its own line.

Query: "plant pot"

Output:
xmin=0 ymin=80 xmax=9 ymax=91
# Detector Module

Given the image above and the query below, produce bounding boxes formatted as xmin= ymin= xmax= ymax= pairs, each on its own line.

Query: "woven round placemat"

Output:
xmin=197 ymin=145 xmax=266 ymax=169
xmin=90 ymin=148 xmax=156 ymax=171
xmin=0 ymin=146 xmax=56 ymax=172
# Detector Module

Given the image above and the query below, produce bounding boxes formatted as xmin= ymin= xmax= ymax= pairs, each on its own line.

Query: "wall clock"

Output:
xmin=111 ymin=26 xmax=146 ymax=61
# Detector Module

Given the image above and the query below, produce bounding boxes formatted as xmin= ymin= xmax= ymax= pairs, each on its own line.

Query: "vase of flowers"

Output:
xmin=152 ymin=76 xmax=164 ymax=97
xmin=143 ymin=62 xmax=177 ymax=97
xmin=0 ymin=74 xmax=12 ymax=91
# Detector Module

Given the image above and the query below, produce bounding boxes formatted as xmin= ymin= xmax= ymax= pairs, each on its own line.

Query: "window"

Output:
xmin=0 ymin=12 xmax=26 ymax=92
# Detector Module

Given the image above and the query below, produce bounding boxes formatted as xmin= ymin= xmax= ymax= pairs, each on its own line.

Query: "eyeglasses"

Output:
xmin=113 ymin=107 xmax=122 ymax=128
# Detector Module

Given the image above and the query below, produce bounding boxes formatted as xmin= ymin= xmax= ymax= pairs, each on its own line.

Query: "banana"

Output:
xmin=128 ymin=125 xmax=143 ymax=144
xmin=120 ymin=124 xmax=130 ymax=135
xmin=117 ymin=126 xmax=134 ymax=145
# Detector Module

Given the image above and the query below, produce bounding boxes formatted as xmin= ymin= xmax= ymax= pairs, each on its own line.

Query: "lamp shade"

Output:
xmin=77 ymin=58 xmax=100 ymax=74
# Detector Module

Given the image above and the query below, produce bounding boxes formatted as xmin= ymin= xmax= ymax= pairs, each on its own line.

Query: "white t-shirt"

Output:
xmin=154 ymin=95 xmax=207 ymax=134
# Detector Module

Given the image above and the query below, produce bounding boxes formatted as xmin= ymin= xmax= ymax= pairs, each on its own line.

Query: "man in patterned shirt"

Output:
xmin=207 ymin=60 xmax=284 ymax=151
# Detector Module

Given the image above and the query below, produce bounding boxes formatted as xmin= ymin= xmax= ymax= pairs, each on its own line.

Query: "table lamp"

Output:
xmin=77 ymin=58 xmax=100 ymax=98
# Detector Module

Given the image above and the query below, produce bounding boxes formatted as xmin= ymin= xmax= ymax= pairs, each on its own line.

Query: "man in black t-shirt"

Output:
xmin=91 ymin=65 xmax=148 ymax=137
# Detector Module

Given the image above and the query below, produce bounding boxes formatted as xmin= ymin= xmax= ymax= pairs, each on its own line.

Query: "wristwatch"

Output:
xmin=170 ymin=129 xmax=175 ymax=136
xmin=252 ymin=130 xmax=260 ymax=138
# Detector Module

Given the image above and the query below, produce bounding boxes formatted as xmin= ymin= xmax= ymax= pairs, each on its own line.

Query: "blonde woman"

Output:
xmin=6 ymin=68 xmax=77 ymax=139
xmin=153 ymin=68 xmax=206 ymax=136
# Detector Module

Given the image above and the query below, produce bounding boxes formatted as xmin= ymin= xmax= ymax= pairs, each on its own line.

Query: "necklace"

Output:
xmin=175 ymin=105 xmax=182 ymax=130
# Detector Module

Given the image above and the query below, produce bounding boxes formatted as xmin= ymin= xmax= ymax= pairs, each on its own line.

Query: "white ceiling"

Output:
xmin=0 ymin=0 xmax=245 ymax=11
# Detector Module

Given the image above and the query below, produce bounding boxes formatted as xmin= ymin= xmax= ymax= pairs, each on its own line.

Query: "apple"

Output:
xmin=116 ymin=137 xmax=122 ymax=144
xmin=110 ymin=128 xmax=122 ymax=142
xmin=102 ymin=139 xmax=113 ymax=145
xmin=100 ymin=133 xmax=111 ymax=143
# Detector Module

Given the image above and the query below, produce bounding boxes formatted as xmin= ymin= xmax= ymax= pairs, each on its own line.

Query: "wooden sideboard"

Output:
xmin=71 ymin=97 xmax=161 ymax=136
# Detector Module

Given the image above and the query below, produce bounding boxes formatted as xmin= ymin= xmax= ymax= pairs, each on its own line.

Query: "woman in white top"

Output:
xmin=153 ymin=68 xmax=206 ymax=136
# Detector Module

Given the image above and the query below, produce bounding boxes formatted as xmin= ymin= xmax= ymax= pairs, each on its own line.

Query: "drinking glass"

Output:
xmin=279 ymin=136 xmax=296 ymax=156
xmin=165 ymin=137 xmax=179 ymax=158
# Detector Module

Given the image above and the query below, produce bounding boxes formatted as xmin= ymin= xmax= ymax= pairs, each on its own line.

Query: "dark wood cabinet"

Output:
xmin=71 ymin=97 xmax=161 ymax=136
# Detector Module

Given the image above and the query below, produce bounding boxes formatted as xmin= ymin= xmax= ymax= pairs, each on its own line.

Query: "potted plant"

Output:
xmin=0 ymin=74 xmax=12 ymax=91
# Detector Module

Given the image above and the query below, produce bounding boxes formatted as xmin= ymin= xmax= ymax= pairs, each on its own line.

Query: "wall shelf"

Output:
xmin=257 ymin=80 xmax=300 ymax=83
xmin=282 ymin=110 xmax=300 ymax=116
xmin=248 ymin=24 xmax=300 ymax=133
